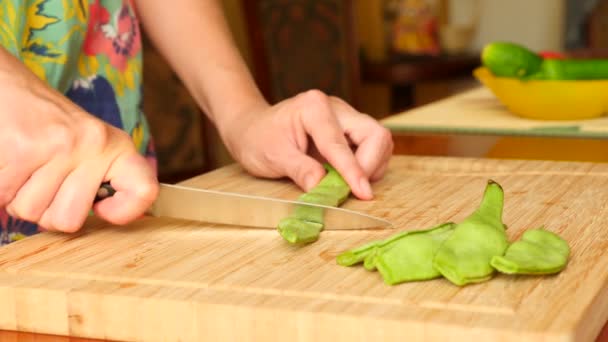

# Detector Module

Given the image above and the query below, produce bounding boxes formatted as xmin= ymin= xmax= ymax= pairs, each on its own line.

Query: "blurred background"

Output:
xmin=141 ymin=0 xmax=608 ymax=183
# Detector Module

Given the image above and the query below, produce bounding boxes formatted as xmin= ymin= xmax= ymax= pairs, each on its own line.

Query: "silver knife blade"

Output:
xmin=147 ymin=183 xmax=394 ymax=230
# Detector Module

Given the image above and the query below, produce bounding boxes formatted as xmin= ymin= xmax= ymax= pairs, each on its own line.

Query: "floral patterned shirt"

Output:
xmin=0 ymin=0 xmax=156 ymax=245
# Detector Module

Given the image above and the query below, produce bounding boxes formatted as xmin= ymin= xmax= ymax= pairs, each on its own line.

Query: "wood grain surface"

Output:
xmin=1 ymin=156 xmax=608 ymax=341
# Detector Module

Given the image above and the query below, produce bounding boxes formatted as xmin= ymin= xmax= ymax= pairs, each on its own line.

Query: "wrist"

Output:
xmin=184 ymin=68 xmax=269 ymax=137
xmin=213 ymin=96 xmax=269 ymax=135
xmin=210 ymin=96 xmax=270 ymax=160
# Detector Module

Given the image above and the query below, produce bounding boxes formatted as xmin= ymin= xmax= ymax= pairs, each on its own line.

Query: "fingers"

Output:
xmin=296 ymin=90 xmax=373 ymax=200
xmin=6 ymin=157 xmax=73 ymax=225
xmin=93 ymin=152 xmax=159 ymax=225
xmin=0 ymin=146 xmax=47 ymax=209
xmin=29 ymin=150 xmax=156 ymax=233
xmin=351 ymin=123 xmax=393 ymax=181
xmin=281 ymin=151 xmax=326 ymax=192
xmin=208 ymin=89 xmax=391 ymax=203
xmin=370 ymin=158 xmax=390 ymax=182
xmin=330 ymin=97 xmax=394 ymax=181
xmin=37 ymin=160 xmax=106 ymax=232
xmin=6 ymin=123 xmax=158 ymax=233
xmin=0 ymin=166 xmax=27 ymax=211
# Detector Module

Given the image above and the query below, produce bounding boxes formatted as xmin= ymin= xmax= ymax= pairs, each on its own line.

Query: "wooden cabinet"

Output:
xmin=141 ymin=34 xmax=227 ymax=183
xmin=242 ymin=0 xmax=360 ymax=107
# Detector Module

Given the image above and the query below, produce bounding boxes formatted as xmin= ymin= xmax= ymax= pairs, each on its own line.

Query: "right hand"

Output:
xmin=0 ymin=48 xmax=158 ymax=233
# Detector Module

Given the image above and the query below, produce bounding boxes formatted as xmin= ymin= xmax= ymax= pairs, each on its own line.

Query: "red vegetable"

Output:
xmin=538 ymin=51 xmax=566 ymax=59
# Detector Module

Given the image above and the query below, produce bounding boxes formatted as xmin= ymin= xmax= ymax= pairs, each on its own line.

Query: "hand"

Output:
xmin=0 ymin=48 xmax=158 ymax=233
xmin=132 ymin=1 xmax=393 ymax=198
xmin=219 ymin=90 xmax=394 ymax=200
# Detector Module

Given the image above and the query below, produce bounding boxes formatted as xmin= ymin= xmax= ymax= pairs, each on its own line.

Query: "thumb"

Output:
xmin=282 ymin=152 xmax=326 ymax=192
xmin=93 ymin=152 xmax=159 ymax=225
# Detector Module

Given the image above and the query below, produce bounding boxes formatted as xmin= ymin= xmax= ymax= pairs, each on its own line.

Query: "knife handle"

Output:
xmin=94 ymin=182 xmax=116 ymax=203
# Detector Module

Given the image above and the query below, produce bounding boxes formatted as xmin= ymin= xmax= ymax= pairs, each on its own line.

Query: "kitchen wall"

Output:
xmin=355 ymin=0 xmax=567 ymax=61
xmin=227 ymin=1 xmax=567 ymax=68
xmin=467 ymin=0 xmax=566 ymax=52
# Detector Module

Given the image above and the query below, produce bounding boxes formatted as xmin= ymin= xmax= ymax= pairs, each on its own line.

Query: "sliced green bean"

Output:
xmin=336 ymin=222 xmax=455 ymax=269
xmin=363 ymin=247 xmax=381 ymax=271
xmin=490 ymin=228 xmax=570 ymax=275
xmin=335 ymin=179 xmax=571 ymax=287
xmin=376 ymin=223 xmax=455 ymax=285
xmin=432 ymin=180 xmax=509 ymax=286
xmin=336 ymin=238 xmax=386 ymax=267
xmin=278 ymin=218 xmax=323 ymax=244
xmin=278 ymin=164 xmax=351 ymax=244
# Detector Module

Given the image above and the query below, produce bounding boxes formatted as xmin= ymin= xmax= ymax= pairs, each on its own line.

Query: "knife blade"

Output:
xmin=96 ymin=183 xmax=394 ymax=230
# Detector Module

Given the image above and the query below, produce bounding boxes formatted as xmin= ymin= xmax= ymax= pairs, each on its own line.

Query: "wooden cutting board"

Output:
xmin=1 ymin=155 xmax=608 ymax=342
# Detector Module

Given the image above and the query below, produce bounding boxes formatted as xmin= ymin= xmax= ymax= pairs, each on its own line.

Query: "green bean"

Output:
xmin=376 ymin=223 xmax=455 ymax=284
xmin=278 ymin=164 xmax=351 ymax=244
xmin=363 ymin=247 xmax=381 ymax=271
xmin=432 ymin=180 xmax=509 ymax=286
xmin=293 ymin=193 xmax=335 ymax=224
xmin=335 ymin=179 xmax=572 ymax=287
xmin=490 ymin=228 xmax=570 ymax=275
xmin=336 ymin=232 xmax=411 ymax=267
xmin=336 ymin=222 xmax=456 ymax=272
xmin=278 ymin=218 xmax=323 ymax=244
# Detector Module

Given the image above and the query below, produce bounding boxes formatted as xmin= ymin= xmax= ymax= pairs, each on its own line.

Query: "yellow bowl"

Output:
xmin=473 ymin=67 xmax=608 ymax=120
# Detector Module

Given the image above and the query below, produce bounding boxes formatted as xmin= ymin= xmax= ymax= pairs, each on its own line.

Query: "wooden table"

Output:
xmin=361 ymin=54 xmax=480 ymax=112
xmin=382 ymin=87 xmax=608 ymax=163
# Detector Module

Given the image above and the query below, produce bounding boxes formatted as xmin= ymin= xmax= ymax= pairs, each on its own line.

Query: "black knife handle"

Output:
xmin=95 ymin=182 xmax=116 ymax=203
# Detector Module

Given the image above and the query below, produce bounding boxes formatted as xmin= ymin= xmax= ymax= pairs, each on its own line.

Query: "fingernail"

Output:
xmin=359 ymin=178 xmax=373 ymax=198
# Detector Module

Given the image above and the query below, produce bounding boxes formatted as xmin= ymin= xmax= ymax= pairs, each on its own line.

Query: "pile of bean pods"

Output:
xmin=336 ymin=180 xmax=571 ymax=286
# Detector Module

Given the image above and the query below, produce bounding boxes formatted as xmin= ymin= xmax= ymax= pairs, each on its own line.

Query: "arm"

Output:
xmin=133 ymin=0 xmax=265 ymax=136
xmin=0 ymin=45 xmax=158 ymax=232
xmin=134 ymin=0 xmax=393 ymax=199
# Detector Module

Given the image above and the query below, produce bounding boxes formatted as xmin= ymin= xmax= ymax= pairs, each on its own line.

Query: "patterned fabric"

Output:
xmin=0 ymin=0 xmax=157 ymax=245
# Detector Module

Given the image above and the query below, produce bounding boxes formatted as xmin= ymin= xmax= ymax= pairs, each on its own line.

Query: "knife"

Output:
xmin=96 ymin=182 xmax=394 ymax=230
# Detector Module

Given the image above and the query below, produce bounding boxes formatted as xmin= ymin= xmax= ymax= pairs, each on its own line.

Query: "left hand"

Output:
xmin=132 ymin=1 xmax=392 ymax=199
xmin=218 ymin=90 xmax=394 ymax=200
